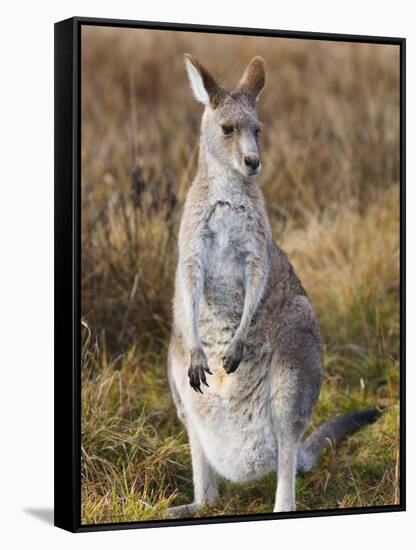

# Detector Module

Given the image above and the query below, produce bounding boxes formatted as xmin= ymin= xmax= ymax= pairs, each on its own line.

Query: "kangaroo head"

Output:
xmin=184 ymin=54 xmax=266 ymax=178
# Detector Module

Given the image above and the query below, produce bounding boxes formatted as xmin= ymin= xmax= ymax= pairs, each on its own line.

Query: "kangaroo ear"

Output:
xmin=184 ymin=54 xmax=224 ymax=108
xmin=235 ymin=56 xmax=266 ymax=106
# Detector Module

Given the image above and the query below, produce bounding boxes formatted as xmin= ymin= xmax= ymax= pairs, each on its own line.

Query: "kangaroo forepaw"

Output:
xmin=223 ymin=338 xmax=245 ymax=374
xmin=188 ymin=349 xmax=212 ymax=394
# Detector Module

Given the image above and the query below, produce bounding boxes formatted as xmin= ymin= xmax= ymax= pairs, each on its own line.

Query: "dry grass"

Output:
xmin=80 ymin=26 xmax=400 ymax=525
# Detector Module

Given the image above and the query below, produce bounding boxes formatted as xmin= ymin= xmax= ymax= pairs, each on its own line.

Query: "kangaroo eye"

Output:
xmin=255 ymin=127 xmax=261 ymax=137
xmin=222 ymin=124 xmax=234 ymax=135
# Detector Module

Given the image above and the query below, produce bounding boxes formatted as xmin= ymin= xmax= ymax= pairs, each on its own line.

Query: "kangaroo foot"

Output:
xmin=166 ymin=502 xmax=199 ymax=518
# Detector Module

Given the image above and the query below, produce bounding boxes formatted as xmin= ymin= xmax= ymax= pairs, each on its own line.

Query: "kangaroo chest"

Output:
xmin=204 ymin=199 xmax=252 ymax=254
xmin=197 ymin=199 xmax=253 ymax=345
xmin=201 ymin=199 xmax=254 ymax=300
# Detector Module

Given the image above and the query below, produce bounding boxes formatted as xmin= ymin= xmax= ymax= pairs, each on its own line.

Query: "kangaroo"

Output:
xmin=166 ymin=54 xmax=382 ymax=517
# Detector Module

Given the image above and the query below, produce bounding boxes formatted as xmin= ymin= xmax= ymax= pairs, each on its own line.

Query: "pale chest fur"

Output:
xmin=199 ymin=194 xmax=259 ymax=344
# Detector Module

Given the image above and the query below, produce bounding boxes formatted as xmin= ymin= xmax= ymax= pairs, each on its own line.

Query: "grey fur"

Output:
xmin=166 ymin=55 xmax=382 ymax=517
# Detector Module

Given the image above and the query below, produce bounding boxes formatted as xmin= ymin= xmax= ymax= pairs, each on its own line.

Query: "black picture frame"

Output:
xmin=54 ymin=16 xmax=406 ymax=533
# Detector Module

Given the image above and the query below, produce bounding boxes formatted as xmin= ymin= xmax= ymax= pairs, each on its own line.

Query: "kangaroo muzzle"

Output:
xmin=244 ymin=154 xmax=261 ymax=174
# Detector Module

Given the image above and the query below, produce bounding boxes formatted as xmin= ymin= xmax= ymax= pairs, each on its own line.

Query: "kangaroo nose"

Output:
xmin=244 ymin=155 xmax=260 ymax=171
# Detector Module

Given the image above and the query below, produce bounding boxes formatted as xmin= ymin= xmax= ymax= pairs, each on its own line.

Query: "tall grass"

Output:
xmin=80 ymin=27 xmax=400 ymax=524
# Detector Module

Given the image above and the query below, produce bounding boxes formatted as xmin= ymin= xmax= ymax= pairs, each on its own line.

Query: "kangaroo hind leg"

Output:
xmin=166 ymin=427 xmax=219 ymax=518
xmin=271 ymin=320 xmax=322 ymax=512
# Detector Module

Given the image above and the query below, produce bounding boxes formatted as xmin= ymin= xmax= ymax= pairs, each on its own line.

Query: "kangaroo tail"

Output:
xmin=297 ymin=408 xmax=385 ymax=473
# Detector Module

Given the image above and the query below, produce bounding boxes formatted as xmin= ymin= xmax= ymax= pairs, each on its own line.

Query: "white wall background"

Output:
xmin=0 ymin=0 xmax=413 ymax=548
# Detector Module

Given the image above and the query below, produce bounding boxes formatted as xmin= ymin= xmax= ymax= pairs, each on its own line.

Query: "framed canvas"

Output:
xmin=54 ymin=16 xmax=406 ymax=533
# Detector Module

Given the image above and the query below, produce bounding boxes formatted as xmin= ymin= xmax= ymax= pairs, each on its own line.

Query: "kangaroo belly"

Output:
xmin=176 ymin=347 xmax=277 ymax=482
xmin=192 ymin=390 xmax=277 ymax=482
xmin=201 ymin=421 xmax=277 ymax=482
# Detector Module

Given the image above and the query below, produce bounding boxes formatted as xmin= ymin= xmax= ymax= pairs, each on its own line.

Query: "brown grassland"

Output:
xmin=80 ymin=26 xmax=400 ymax=524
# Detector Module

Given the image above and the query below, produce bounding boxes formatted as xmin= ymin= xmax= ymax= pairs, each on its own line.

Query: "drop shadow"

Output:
xmin=24 ymin=508 xmax=54 ymax=525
